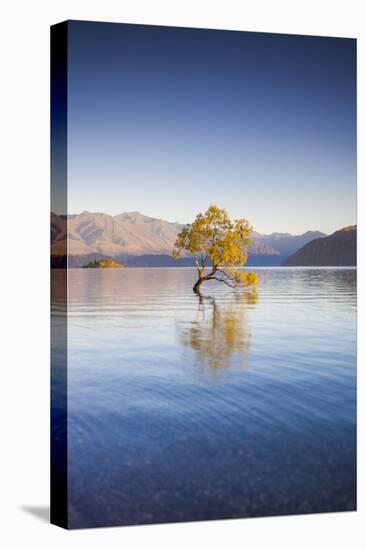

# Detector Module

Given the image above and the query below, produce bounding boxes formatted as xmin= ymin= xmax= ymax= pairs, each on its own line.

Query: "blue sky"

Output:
xmin=67 ymin=21 xmax=356 ymax=234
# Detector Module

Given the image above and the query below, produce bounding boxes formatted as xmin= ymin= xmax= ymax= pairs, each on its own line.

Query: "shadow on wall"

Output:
xmin=20 ymin=506 xmax=49 ymax=523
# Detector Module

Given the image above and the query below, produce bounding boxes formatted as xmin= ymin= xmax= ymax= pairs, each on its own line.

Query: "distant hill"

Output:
xmin=51 ymin=210 xmax=330 ymax=267
xmin=123 ymin=253 xmax=289 ymax=268
xmin=124 ymin=255 xmax=194 ymax=267
xmin=51 ymin=210 xmax=183 ymax=259
xmin=251 ymin=230 xmax=326 ymax=257
xmin=284 ymin=226 xmax=356 ymax=266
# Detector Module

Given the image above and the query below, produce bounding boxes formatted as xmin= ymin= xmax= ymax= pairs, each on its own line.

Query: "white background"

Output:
xmin=1 ymin=1 xmax=364 ymax=548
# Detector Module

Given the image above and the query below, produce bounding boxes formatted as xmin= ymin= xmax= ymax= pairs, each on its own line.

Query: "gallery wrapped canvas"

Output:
xmin=51 ymin=20 xmax=357 ymax=529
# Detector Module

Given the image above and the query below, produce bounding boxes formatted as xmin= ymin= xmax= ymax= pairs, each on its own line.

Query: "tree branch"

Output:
xmin=217 ymin=267 xmax=236 ymax=281
xmin=212 ymin=276 xmax=236 ymax=288
xmin=194 ymin=255 xmax=201 ymax=276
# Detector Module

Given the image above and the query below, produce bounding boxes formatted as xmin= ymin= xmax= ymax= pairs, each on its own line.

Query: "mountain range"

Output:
xmin=51 ymin=210 xmax=182 ymax=257
xmin=51 ymin=211 xmax=355 ymax=267
xmin=284 ymin=225 xmax=356 ymax=266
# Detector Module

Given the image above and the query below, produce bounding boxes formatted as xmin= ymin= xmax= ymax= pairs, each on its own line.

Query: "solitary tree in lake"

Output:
xmin=173 ymin=205 xmax=259 ymax=293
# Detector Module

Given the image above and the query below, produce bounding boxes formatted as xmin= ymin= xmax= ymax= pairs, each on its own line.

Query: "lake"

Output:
xmin=52 ymin=267 xmax=356 ymax=528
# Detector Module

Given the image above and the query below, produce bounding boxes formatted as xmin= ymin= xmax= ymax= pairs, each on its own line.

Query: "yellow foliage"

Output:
xmin=173 ymin=205 xmax=258 ymax=291
xmin=231 ymin=271 xmax=259 ymax=287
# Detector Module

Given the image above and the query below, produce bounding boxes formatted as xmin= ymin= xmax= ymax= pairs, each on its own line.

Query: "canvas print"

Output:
xmin=51 ymin=20 xmax=357 ymax=529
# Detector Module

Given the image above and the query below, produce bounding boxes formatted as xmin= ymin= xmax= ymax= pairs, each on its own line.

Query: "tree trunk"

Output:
xmin=193 ymin=277 xmax=203 ymax=294
xmin=193 ymin=267 xmax=217 ymax=294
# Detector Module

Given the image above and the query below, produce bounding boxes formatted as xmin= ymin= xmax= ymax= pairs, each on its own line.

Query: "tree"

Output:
xmin=173 ymin=205 xmax=259 ymax=293
xmin=83 ymin=258 xmax=123 ymax=268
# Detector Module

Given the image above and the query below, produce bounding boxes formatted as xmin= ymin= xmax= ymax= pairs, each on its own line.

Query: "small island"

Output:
xmin=82 ymin=258 xmax=123 ymax=268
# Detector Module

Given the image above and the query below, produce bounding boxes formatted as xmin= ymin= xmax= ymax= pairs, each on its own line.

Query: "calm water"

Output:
xmin=52 ymin=267 xmax=356 ymax=528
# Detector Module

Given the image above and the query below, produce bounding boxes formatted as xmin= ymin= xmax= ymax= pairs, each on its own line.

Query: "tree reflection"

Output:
xmin=178 ymin=290 xmax=258 ymax=370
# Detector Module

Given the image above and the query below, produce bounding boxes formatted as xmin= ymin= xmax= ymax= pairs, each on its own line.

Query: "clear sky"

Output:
xmin=67 ymin=21 xmax=356 ymax=235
